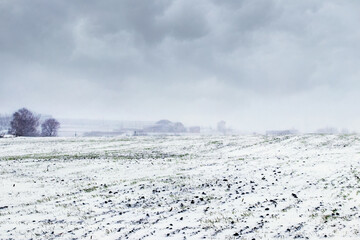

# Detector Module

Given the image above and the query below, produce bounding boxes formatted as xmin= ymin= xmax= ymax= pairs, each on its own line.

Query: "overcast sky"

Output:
xmin=1 ymin=0 xmax=360 ymax=132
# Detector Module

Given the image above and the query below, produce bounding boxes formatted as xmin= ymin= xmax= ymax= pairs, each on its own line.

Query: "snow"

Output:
xmin=0 ymin=134 xmax=360 ymax=239
xmin=2 ymin=134 xmax=15 ymax=138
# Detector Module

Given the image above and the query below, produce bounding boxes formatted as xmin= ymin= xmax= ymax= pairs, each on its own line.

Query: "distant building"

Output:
xmin=144 ymin=120 xmax=186 ymax=133
xmin=315 ymin=127 xmax=338 ymax=134
xmin=266 ymin=129 xmax=298 ymax=135
xmin=341 ymin=128 xmax=349 ymax=134
xmin=217 ymin=121 xmax=226 ymax=134
xmin=189 ymin=126 xmax=200 ymax=133
xmin=133 ymin=130 xmax=147 ymax=136
xmin=83 ymin=131 xmax=125 ymax=137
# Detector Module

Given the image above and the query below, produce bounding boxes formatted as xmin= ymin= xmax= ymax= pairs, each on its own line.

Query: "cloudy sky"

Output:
xmin=1 ymin=0 xmax=360 ymax=132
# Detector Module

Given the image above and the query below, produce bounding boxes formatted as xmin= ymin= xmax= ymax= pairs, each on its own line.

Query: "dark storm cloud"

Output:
xmin=1 ymin=0 xmax=360 ymax=131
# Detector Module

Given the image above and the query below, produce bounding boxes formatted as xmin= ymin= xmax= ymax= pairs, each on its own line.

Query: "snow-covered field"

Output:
xmin=1 ymin=135 xmax=360 ymax=239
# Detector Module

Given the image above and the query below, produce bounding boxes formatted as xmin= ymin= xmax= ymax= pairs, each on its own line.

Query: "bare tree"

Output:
xmin=10 ymin=108 xmax=40 ymax=136
xmin=41 ymin=118 xmax=60 ymax=137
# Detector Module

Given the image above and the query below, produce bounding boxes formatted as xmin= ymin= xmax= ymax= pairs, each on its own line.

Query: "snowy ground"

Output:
xmin=1 ymin=135 xmax=360 ymax=239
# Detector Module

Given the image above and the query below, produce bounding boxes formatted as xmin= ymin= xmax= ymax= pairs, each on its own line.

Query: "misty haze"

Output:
xmin=1 ymin=1 xmax=360 ymax=239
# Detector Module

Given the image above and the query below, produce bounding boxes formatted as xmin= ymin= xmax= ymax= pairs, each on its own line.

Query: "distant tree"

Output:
xmin=0 ymin=114 xmax=11 ymax=133
xmin=10 ymin=108 xmax=40 ymax=136
xmin=41 ymin=118 xmax=60 ymax=137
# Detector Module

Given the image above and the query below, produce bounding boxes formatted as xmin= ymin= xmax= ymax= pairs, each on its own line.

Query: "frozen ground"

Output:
xmin=1 ymin=135 xmax=360 ymax=239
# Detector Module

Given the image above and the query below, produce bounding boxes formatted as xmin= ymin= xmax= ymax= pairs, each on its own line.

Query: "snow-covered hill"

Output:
xmin=1 ymin=135 xmax=360 ymax=239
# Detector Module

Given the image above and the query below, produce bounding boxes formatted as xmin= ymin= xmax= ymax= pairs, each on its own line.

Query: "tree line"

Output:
xmin=0 ymin=108 xmax=60 ymax=137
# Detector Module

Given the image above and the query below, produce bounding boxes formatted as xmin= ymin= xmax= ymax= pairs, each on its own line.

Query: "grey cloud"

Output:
xmin=1 ymin=0 xmax=360 ymax=131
